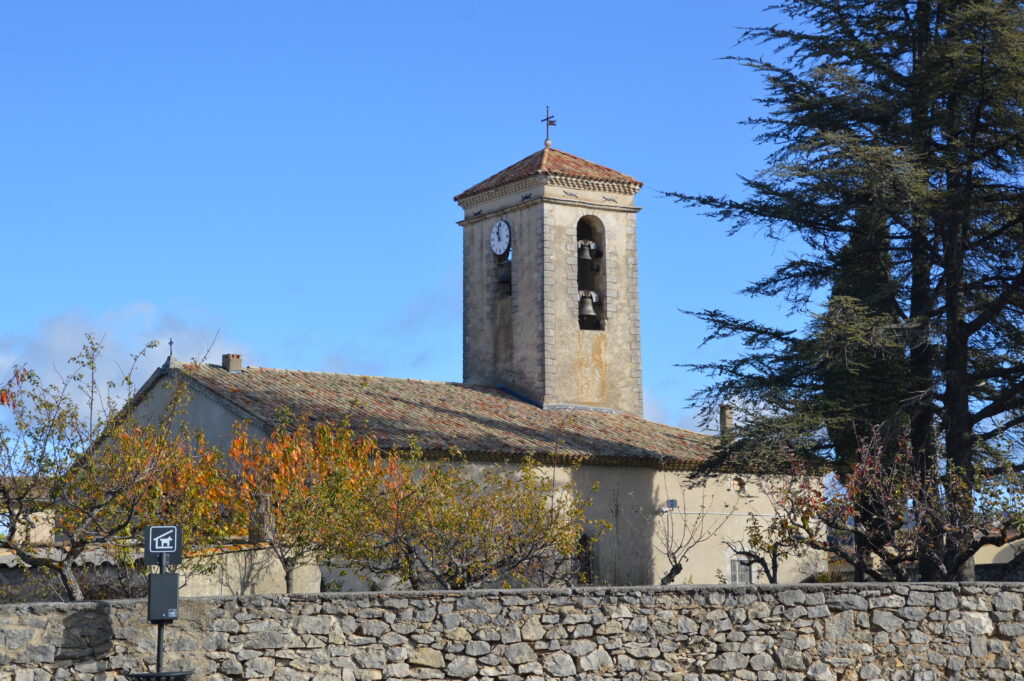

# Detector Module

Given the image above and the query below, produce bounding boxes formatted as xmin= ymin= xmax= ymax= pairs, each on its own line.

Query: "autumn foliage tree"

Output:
xmin=333 ymin=449 xmax=600 ymax=590
xmin=225 ymin=423 xmax=602 ymax=592
xmin=738 ymin=429 xmax=1024 ymax=581
xmin=223 ymin=422 xmax=374 ymax=593
xmin=0 ymin=338 xmax=234 ymax=601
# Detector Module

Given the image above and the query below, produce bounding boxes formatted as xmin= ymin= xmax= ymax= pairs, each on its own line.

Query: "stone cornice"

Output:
xmin=457 ymin=197 xmax=640 ymax=227
xmin=456 ymin=174 xmax=640 ymax=209
xmin=547 ymin=174 xmax=641 ymax=196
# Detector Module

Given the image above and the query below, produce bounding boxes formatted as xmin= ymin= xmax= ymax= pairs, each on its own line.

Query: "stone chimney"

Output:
xmin=222 ymin=353 xmax=243 ymax=373
xmin=719 ymin=403 xmax=734 ymax=438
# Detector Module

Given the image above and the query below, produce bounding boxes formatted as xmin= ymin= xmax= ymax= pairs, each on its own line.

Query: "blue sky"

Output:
xmin=1 ymin=1 xmax=804 ymax=432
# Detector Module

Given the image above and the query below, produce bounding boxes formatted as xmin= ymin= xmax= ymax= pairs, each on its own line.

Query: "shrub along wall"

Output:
xmin=2 ymin=583 xmax=1023 ymax=681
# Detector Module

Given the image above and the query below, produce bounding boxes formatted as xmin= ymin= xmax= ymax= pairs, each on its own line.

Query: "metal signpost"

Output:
xmin=128 ymin=525 xmax=190 ymax=681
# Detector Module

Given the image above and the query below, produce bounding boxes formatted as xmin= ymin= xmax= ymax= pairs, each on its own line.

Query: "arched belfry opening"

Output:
xmin=577 ymin=216 xmax=605 ymax=330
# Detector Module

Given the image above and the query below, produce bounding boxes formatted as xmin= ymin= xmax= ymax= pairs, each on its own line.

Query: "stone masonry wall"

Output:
xmin=3 ymin=583 xmax=1024 ymax=681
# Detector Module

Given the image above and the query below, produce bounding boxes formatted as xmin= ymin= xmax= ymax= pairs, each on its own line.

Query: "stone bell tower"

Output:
xmin=454 ymin=143 xmax=643 ymax=416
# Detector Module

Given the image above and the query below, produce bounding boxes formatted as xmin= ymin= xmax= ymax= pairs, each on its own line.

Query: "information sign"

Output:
xmin=144 ymin=525 xmax=182 ymax=566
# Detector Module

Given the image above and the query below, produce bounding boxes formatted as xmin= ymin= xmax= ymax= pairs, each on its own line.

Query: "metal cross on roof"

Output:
xmin=541 ymin=105 xmax=557 ymax=147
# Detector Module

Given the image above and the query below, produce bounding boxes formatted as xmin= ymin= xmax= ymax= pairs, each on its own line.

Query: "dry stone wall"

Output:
xmin=3 ymin=583 xmax=1024 ymax=681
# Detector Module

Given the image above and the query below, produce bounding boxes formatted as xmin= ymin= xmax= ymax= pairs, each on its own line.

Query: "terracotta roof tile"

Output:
xmin=178 ymin=364 xmax=712 ymax=468
xmin=454 ymin=147 xmax=642 ymax=202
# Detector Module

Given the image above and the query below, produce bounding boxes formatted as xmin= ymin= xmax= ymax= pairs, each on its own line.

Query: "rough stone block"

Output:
xmin=706 ymin=652 xmax=748 ymax=671
xmin=541 ymin=651 xmax=576 ymax=677
xmin=778 ymin=591 xmax=807 ymax=607
xmin=407 ymin=647 xmax=444 ymax=668
xmin=806 ymin=662 xmax=836 ymax=681
xmin=871 ymin=611 xmax=905 ymax=633
xmin=352 ymin=646 xmax=386 ymax=669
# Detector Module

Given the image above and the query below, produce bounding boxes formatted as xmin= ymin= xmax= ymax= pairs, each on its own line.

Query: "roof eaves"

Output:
xmin=397 ymin=446 xmax=708 ymax=471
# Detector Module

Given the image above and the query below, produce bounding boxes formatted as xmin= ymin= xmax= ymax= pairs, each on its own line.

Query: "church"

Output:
xmin=132 ymin=142 xmax=820 ymax=592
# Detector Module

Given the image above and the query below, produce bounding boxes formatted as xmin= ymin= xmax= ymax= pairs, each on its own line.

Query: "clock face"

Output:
xmin=490 ymin=220 xmax=511 ymax=256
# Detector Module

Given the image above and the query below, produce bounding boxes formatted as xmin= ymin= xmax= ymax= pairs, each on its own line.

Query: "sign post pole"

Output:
xmin=156 ymin=552 xmax=166 ymax=673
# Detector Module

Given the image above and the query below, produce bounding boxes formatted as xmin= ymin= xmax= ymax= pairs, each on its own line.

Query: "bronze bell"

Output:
xmin=579 ymin=294 xmax=598 ymax=318
xmin=578 ymin=242 xmax=593 ymax=261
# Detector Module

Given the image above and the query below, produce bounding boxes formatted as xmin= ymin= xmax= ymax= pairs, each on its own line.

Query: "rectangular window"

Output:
xmin=729 ymin=557 xmax=752 ymax=584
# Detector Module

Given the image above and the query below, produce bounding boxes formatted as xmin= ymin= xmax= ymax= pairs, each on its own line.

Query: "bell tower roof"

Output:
xmin=454 ymin=147 xmax=642 ymax=203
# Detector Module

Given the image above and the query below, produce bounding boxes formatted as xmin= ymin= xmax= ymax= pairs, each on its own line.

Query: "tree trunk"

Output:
xmin=910 ymin=216 xmax=942 ymax=581
xmin=284 ymin=564 xmax=295 ymax=594
xmin=941 ymin=170 xmax=976 ymax=581
xmin=59 ymin=564 xmax=84 ymax=601
xmin=908 ymin=0 xmax=940 ymax=581
xmin=660 ymin=563 xmax=682 ymax=586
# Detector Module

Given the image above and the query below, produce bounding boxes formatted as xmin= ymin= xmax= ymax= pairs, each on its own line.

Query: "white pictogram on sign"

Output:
xmin=149 ymin=526 xmax=177 ymax=552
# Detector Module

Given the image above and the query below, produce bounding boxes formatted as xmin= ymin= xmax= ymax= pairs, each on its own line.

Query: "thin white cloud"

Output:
xmin=645 ymin=394 xmax=712 ymax=434
xmin=677 ymin=409 xmax=713 ymax=434
xmin=394 ymin=273 xmax=461 ymax=334
xmin=643 ymin=389 xmax=671 ymax=425
xmin=0 ymin=303 xmax=249 ymax=407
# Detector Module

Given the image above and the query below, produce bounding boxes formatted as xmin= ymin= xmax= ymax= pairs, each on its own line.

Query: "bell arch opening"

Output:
xmin=576 ymin=216 xmax=606 ymax=330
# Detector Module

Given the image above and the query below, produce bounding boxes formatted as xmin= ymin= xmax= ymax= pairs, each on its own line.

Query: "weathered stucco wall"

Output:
xmin=3 ymin=583 xmax=1024 ymax=681
xmin=566 ymin=469 xmax=821 ymax=587
xmin=538 ymin=188 xmax=642 ymax=417
xmin=461 ymin=184 xmax=547 ymax=404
